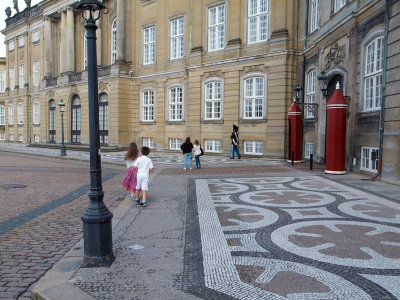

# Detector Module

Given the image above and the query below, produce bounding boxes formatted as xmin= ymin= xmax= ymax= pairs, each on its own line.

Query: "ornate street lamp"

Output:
xmin=75 ymin=0 xmax=113 ymax=267
xmin=58 ymin=100 xmax=67 ymax=157
xmin=317 ymin=70 xmax=329 ymax=98
xmin=293 ymin=83 xmax=302 ymax=101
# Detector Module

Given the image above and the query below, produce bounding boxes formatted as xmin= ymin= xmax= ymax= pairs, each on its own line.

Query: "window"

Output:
xmin=170 ymin=138 xmax=182 ymax=150
xmin=244 ymin=140 xmax=263 ymax=154
xmin=33 ymin=101 xmax=40 ymax=124
xmin=34 ymin=134 xmax=40 ymax=143
xmin=310 ymin=0 xmax=319 ymax=32
xmin=143 ymin=26 xmax=156 ymax=64
xmin=0 ymin=71 xmax=5 ymax=92
xmin=334 ymin=0 xmax=346 ymax=13
xmin=205 ymin=139 xmax=221 ymax=152
xmin=208 ymin=4 xmax=225 ymax=51
xmin=49 ymin=100 xmax=56 ymax=142
xmin=71 ymin=96 xmax=81 ymax=143
xmin=111 ymin=18 xmax=117 ymax=64
xmin=9 ymin=40 xmax=14 ymax=51
xmin=0 ymin=134 xmax=5 ymax=141
xmin=143 ymin=137 xmax=154 ymax=148
xmin=18 ymin=36 xmax=25 ymax=47
xmin=18 ymin=103 xmax=23 ymax=125
xmin=84 ymin=32 xmax=87 ymax=69
xmin=8 ymin=104 xmax=14 ymax=125
xmin=0 ymin=106 xmax=4 ymax=125
xmin=361 ymin=147 xmax=379 ymax=172
xmin=99 ymin=94 xmax=109 ymax=145
xmin=19 ymin=134 xmax=23 ymax=142
xmin=170 ymin=18 xmax=184 ymax=60
xmin=305 ymin=142 xmax=314 ymax=159
xmin=32 ymin=30 xmax=40 ymax=42
xmin=305 ymin=70 xmax=316 ymax=118
xmin=34 ymin=60 xmax=40 ymax=87
xmin=9 ymin=134 xmax=14 ymax=141
xmin=169 ymin=87 xmax=183 ymax=121
xmin=364 ymin=37 xmax=383 ymax=111
xmin=142 ymin=89 xmax=155 ymax=121
xmin=19 ymin=64 xmax=25 ymax=87
xmin=248 ymin=0 xmax=268 ymax=43
xmin=244 ymin=76 xmax=265 ymax=119
xmin=10 ymin=67 xmax=15 ymax=91
xmin=205 ymin=81 xmax=222 ymax=119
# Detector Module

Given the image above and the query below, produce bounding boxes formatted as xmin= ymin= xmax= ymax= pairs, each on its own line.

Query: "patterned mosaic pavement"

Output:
xmin=184 ymin=175 xmax=400 ymax=299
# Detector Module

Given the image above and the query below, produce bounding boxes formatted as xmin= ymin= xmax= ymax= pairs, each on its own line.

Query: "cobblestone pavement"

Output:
xmin=0 ymin=151 xmax=127 ymax=300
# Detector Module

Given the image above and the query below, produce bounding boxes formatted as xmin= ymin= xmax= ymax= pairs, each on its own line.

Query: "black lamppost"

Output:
xmin=317 ymin=70 xmax=329 ymax=98
xmin=293 ymin=83 xmax=302 ymax=101
xmin=75 ymin=0 xmax=113 ymax=267
xmin=58 ymin=99 xmax=67 ymax=156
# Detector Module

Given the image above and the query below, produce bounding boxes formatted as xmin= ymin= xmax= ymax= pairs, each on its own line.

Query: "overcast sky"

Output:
xmin=0 ymin=0 xmax=42 ymax=57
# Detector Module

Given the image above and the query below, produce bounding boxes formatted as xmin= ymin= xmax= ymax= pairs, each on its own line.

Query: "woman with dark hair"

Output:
xmin=180 ymin=137 xmax=194 ymax=170
xmin=231 ymin=125 xmax=241 ymax=159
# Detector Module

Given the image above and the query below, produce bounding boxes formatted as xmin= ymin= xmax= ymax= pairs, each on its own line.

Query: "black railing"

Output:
xmin=46 ymin=77 xmax=57 ymax=87
xmin=69 ymin=72 xmax=82 ymax=83
xmin=6 ymin=5 xmax=42 ymax=28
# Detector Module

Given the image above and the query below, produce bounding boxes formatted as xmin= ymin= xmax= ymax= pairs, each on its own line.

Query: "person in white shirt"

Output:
xmin=133 ymin=146 xmax=154 ymax=207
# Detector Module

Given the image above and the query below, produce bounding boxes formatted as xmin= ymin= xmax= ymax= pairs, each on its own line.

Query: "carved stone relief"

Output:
xmin=325 ymin=42 xmax=346 ymax=69
xmin=99 ymin=82 xmax=109 ymax=93
xmin=19 ymin=50 xmax=24 ymax=60
xmin=205 ymin=71 xmax=223 ymax=79
xmin=9 ymin=53 xmax=15 ymax=63
xmin=46 ymin=90 xmax=55 ymax=99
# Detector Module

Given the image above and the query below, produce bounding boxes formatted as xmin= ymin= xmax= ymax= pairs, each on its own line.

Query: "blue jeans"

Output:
xmin=231 ymin=145 xmax=241 ymax=158
xmin=184 ymin=153 xmax=192 ymax=169
xmin=195 ymin=155 xmax=201 ymax=168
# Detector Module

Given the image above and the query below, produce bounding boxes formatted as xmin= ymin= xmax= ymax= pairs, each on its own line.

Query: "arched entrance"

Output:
xmin=327 ymin=74 xmax=344 ymax=98
xmin=71 ymin=95 xmax=81 ymax=143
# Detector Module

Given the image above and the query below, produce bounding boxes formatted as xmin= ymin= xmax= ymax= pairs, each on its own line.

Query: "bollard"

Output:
xmin=310 ymin=153 xmax=313 ymax=170
xmin=291 ymin=151 xmax=294 ymax=165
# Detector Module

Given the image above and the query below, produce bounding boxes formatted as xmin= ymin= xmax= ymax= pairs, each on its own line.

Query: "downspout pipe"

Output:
xmin=371 ymin=0 xmax=389 ymax=181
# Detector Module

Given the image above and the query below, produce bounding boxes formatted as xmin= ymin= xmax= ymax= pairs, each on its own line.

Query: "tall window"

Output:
xmin=364 ymin=37 xmax=383 ymax=111
xmin=0 ymin=106 xmax=4 ymax=125
xmin=84 ymin=32 xmax=87 ymax=69
xmin=361 ymin=147 xmax=379 ymax=172
xmin=33 ymin=101 xmax=40 ymax=124
xmin=17 ymin=103 xmax=23 ymax=125
xmin=142 ymin=89 xmax=155 ymax=121
xmin=169 ymin=87 xmax=183 ymax=121
xmin=305 ymin=70 xmax=316 ymax=118
xmin=19 ymin=64 xmax=25 ymax=87
xmin=205 ymin=81 xmax=222 ymax=120
xmin=248 ymin=0 xmax=268 ymax=43
xmin=143 ymin=26 xmax=156 ymax=65
xmin=71 ymin=96 xmax=81 ymax=143
xmin=0 ymin=71 xmax=5 ymax=92
xmin=170 ymin=18 xmax=184 ymax=60
xmin=310 ymin=0 xmax=320 ymax=32
xmin=18 ymin=35 xmax=25 ymax=47
xmin=49 ymin=100 xmax=56 ymax=142
xmin=34 ymin=60 xmax=40 ymax=87
xmin=10 ymin=67 xmax=15 ymax=91
xmin=8 ymin=104 xmax=14 ymax=125
xmin=111 ymin=18 xmax=117 ymax=64
xmin=244 ymin=76 xmax=265 ymax=119
xmin=334 ymin=0 xmax=346 ymax=13
xmin=208 ymin=4 xmax=225 ymax=51
xmin=32 ymin=30 xmax=40 ymax=42
xmin=9 ymin=40 xmax=14 ymax=51
xmin=99 ymin=93 xmax=109 ymax=145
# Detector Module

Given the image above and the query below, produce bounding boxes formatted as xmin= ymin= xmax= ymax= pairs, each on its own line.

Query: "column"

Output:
xmin=96 ymin=18 xmax=102 ymax=66
xmin=66 ymin=6 xmax=75 ymax=72
xmin=44 ymin=16 xmax=53 ymax=77
xmin=116 ymin=0 xmax=126 ymax=62
xmin=60 ymin=9 xmax=67 ymax=73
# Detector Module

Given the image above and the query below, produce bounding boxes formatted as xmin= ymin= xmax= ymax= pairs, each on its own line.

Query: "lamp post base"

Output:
xmin=60 ymin=145 xmax=67 ymax=156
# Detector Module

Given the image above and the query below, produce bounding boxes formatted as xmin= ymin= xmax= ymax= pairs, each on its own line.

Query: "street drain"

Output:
xmin=2 ymin=184 xmax=27 ymax=189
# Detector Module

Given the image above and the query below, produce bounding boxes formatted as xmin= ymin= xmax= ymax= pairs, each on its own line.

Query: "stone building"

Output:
xmin=0 ymin=0 xmax=300 ymax=158
xmin=297 ymin=0 xmax=399 ymax=183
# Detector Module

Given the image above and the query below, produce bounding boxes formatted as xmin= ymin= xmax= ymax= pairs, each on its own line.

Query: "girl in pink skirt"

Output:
xmin=122 ymin=142 xmax=140 ymax=200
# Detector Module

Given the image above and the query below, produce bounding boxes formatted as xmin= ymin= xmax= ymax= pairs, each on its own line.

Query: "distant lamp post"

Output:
xmin=317 ymin=70 xmax=329 ymax=98
xmin=75 ymin=0 xmax=113 ymax=267
xmin=293 ymin=83 xmax=302 ymax=101
xmin=58 ymin=100 xmax=67 ymax=157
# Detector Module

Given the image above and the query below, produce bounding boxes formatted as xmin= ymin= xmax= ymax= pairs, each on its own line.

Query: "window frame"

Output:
xmin=0 ymin=134 xmax=5 ymax=141
xmin=244 ymin=140 xmax=263 ymax=155
xmin=169 ymin=138 xmax=182 ymax=150
xmin=111 ymin=18 xmax=117 ymax=64
xmin=8 ymin=104 xmax=14 ymax=125
xmin=204 ymin=80 xmax=223 ymax=120
xmin=241 ymin=73 xmax=267 ymax=120
xmin=17 ymin=102 xmax=24 ymax=125
xmin=170 ymin=17 xmax=185 ymax=60
xmin=247 ymin=0 xmax=269 ymax=44
xmin=10 ymin=66 xmax=15 ymax=91
xmin=0 ymin=70 xmax=5 ymax=93
xmin=304 ymin=142 xmax=314 ymax=159
xmin=18 ymin=35 xmax=25 ymax=47
xmin=305 ymin=69 xmax=317 ymax=119
xmin=205 ymin=139 xmax=221 ymax=153
xmin=142 ymin=137 xmax=154 ymax=148
xmin=33 ymin=101 xmax=40 ymax=125
xmin=168 ymin=86 xmax=184 ymax=121
xmin=9 ymin=40 xmax=14 ymax=51
xmin=360 ymin=146 xmax=379 ymax=172
xmin=310 ymin=0 xmax=320 ymax=33
xmin=32 ymin=30 xmax=40 ymax=43
xmin=141 ymin=88 xmax=155 ymax=122
xmin=19 ymin=64 xmax=25 ymax=88
xmin=33 ymin=60 xmax=40 ymax=87
xmin=143 ymin=25 xmax=156 ymax=65
xmin=207 ymin=3 xmax=226 ymax=52
xmin=333 ymin=0 xmax=346 ymax=13
xmin=0 ymin=105 xmax=5 ymax=125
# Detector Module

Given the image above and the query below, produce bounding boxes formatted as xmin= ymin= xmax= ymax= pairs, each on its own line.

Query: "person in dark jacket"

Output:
xmin=231 ymin=125 xmax=241 ymax=159
xmin=180 ymin=137 xmax=194 ymax=170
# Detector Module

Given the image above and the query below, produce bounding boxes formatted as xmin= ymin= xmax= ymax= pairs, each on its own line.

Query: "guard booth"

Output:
xmin=288 ymin=99 xmax=302 ymax=163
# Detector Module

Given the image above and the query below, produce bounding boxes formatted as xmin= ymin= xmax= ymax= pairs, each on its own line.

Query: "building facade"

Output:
xmin=0 ymin=0 xmax=398 ymax=183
